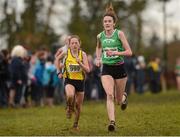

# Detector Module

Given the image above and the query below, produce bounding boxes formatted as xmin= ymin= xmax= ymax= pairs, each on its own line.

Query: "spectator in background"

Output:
xmin=147 ymin=57 xmax=162 ymax=93
xmin=175 ymin=57 xmax=180 ymax=91
xmin=9 ymin=45 xmax=27 ymax=107
xmin=124 ymin=55 xmax=136 ymax=95
xmin=84 ymin=54 xmax=94 ymax=100
xmin=53 ymin=59 xmax=64 ymax=104
xmin=135 ymin=55 xmax=146 ymax=94
xmin=0 ymin=49 xmax=10 ymax=108
xmin=21 ymin=53 xmax=31 ymax=107
xmin=44 ymin=56 xmax=58 ymax=107
xmin=85 ymin=54 xmax=105 ymax=100
xmin=33 ymin=51 xmax=47 ymax=106
xmin=28 ymin=51 xmax=38 ymax=106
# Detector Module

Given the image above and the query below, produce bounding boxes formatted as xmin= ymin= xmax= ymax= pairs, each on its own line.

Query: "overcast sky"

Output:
xmin=0 ymin=0 xmax=180 ymax=49
xmin=54 ymin=0 xmax=180 ymax=43
xmin=143 ymin=0 xmax=180 ymax=41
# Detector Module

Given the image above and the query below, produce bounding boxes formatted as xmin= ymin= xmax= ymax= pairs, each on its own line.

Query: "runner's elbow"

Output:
xmin=86 ymin=67 xmax=90 ymax=73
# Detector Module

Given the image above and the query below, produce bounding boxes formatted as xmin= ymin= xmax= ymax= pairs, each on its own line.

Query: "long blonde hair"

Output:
xmin=11 ymin=45 xmax=27 ymax=58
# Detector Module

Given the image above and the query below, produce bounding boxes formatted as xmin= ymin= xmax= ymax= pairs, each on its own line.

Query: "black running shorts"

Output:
xmin=101 ymin=64 xmax=127 ymax=79
xmin=64 ymin=78 xmax=84 ymax=92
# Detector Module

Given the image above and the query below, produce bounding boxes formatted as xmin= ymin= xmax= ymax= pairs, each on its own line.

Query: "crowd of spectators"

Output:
xmin=0 ymin=45 xmax=178 ymax=108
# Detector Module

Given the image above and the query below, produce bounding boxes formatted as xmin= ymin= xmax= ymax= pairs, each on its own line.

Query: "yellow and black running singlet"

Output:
xmin=63 ymin=49 xmax=84 ymax=80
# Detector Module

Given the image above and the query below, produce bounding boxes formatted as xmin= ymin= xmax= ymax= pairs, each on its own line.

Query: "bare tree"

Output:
xmin=159 ymin=0 xmax=171 ymax=63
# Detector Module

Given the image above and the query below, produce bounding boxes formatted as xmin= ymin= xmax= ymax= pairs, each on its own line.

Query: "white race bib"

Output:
xmin=68 ymin=64 xmax=81 ymax=72
xmin=103 ymin=47 xmax=118 ymax=58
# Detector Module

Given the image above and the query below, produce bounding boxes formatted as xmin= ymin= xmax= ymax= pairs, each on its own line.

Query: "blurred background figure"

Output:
xmin=147 ymin=57 xmax=162 ymax=93
xmin=0 ymin=49 xmax=10 ymax=108
xmin=33 ymin=50 xmax=47 ymax=106
xmin=175 ymin=57 xmax=180 ymax=91
xmin=9 ymin=45 xmax=28 ymax=107
xmin=124 ymin=55 xmax=136 ymax=95
xmin=85 ymin=54 xmax=105 ymax=100
xmin=85 ymin=54 xmax=95 ymax=100
xmin=43 ymin=55 xmax=59 ymax=107
xmin=135 ymin=55 xmax=146 ymax=94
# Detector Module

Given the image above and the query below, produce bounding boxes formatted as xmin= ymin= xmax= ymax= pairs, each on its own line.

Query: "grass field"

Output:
xmin=0 ymin=90 xmax=180 ymax=136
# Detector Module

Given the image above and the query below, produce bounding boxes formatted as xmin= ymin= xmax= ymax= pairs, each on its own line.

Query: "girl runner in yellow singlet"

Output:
xmin=55 ymin=35 xmax=90 ymax=130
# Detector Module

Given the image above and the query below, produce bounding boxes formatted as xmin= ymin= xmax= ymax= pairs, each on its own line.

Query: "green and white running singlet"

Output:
xmin=99 ymin=29 xmax=125 ymax=65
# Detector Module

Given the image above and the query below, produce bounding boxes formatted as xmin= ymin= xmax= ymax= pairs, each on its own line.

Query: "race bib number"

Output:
xmin=68 ymin=64 xmax=81 ymax=72
xmin=103 ymin=47 xmax=118 ymax=58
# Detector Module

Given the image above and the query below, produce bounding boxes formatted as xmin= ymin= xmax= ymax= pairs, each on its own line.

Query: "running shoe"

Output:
xmin=73 ymin=122 xmax=79 ymax=131
xmin=121 ymin=92 xmax=128 ymax=110
xmin=66 ymin=106 xmax=72 ymax=119
xmin=108 ymin=120 xmax=115 ymax=131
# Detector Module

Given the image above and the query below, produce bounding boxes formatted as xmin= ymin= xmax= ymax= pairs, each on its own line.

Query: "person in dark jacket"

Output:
xmin=147 ymin=57 xmax=162 ymax=93
xmin=0 ymin=50 xmax=10 ymax=107
xmin=9 ymin=45 xmax=27 ymax=107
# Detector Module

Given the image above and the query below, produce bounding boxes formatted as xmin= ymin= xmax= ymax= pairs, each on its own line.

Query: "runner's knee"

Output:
xmin=107 ymin=93 xmax=114 ymax=101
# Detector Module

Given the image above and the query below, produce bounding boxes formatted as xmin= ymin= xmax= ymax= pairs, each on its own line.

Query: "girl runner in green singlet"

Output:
xmin=95 ymin=3 xmax=132 ymax=131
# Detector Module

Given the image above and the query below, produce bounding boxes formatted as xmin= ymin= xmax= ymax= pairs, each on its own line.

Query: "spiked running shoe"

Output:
xmin=66 ymin=105 xmax=74 ymax=119
xmin=73 ymin=122 xmax=79 ymax=131
xmin=121 ymin=92 xmax=128 ymax=110
xmin=108 ymin=120 xmax=115 ymax=132
xmin=66 ymin=107 xmax=72 ymax=119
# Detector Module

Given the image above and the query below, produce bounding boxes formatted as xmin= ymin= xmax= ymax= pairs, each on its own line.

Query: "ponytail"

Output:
xmin=103 ymin=3 xmax=118 ymax=23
